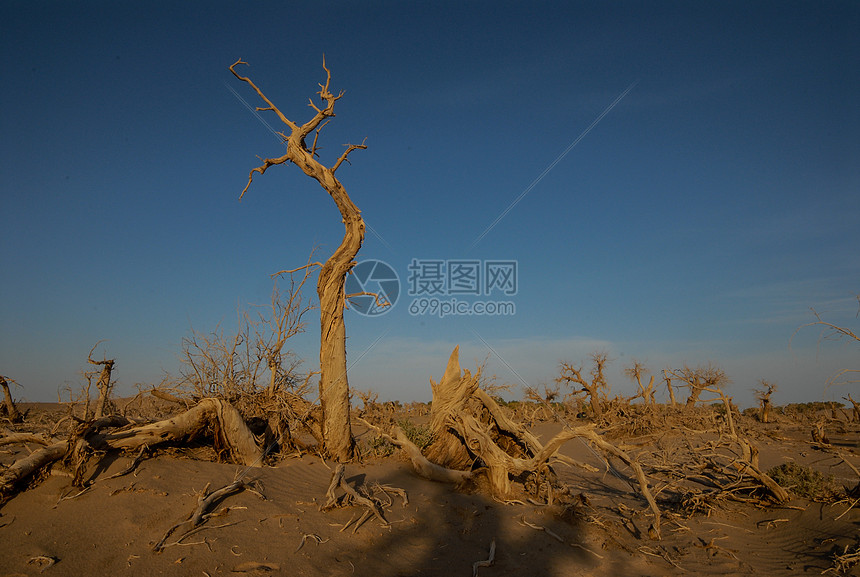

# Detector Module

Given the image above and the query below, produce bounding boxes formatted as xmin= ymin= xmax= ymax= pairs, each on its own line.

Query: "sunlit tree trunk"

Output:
xmin=230 ymin=59 xmax=366 ymax=461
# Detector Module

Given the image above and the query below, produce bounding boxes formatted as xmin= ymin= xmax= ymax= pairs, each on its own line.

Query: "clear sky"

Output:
xmin=2 ymin=1 xmax=858 ymax=408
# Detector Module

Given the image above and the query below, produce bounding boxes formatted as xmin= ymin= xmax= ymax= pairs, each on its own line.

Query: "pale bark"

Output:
xmin=230 ymin=59 xmax=366 ymax=462
xmin=358 ymin=417 xmax=472 ymax=484
xmin=101 ymin=398 xmax=261 ymax=466
xmin=663 ymin=372 xmax=677 ymax=406
xmin=0 ymin=441 xmax=67 ymax=499
xmin=423 ymin=346 xmax=476 ymax=469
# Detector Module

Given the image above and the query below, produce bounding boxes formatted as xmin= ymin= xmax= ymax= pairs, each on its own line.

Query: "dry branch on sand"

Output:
xmin=153 ymin=479 xmax=248 ymax=552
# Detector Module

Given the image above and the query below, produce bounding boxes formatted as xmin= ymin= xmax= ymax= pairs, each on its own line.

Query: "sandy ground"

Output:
xmin=1 ymin=404 xmax=859 ymax=577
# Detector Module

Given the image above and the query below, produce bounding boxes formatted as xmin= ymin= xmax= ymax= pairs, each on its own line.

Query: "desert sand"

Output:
xmin=1 ymin=398 xmax=859 ymax=577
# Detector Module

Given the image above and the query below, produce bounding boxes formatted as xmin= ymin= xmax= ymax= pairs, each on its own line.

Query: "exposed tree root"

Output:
xmin=154 ymin=480 xmax=246 ymax=552
xmin=322 ymin=463 xmax=389 ymax=531
xmin=473 ymin=539 xmax=496 ymax=577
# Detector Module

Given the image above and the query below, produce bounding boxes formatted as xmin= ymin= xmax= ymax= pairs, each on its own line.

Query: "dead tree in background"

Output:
xmin=844 ymin=394 xmax=860 ymax=423
xmin=0 ymin=376 xmax=23 ymax=423
xmin=625 ymin=360 xmax=655 ymax=405
xmin=662 ymin=370 xmax=677 ymax=406
xmin=87 ymin=342 xmax=115 ymax=419
xmin=668 ymin=364 xmax=730 ymax=409
xmin=755 ymin=380 xmax=777 ymax=423
xmin=230 ymin=59 xmax=366 ymax=461
xmin=557 ymin=352 xmax=610 ymax=420
xmin=371 ymin=347 xmax=662 ymax=538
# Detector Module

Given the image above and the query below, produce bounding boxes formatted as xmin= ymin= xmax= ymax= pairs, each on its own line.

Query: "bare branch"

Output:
xmin=791 ymin=297 xmax=859 ymax=393
xmin=229 ymin=59 xmax=298 ymax=131
xmin=331 ymin=139 xmax=368 ymax=173
xmin=271 ymin=262 xmax=324 ymax=279
xmin=310 ymin=119 xmax=332 ymax=158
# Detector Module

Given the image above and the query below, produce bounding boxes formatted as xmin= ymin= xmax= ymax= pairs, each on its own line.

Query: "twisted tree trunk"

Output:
xmin=230 ymin=59 xmax=366 ymax=461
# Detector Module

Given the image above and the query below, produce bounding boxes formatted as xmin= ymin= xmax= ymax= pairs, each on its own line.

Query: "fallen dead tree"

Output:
xmin=0 ymin=398 xmax=261 ymax=503
xmin=642 ymin=397 xmax=790 ymax=515
xmin=365 ymin=346 xmax=663 ymax=539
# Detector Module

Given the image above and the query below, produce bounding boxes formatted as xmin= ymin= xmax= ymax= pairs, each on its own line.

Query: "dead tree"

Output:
xmin=0 ymin=376 xmax=23 ymax=423
xmin=625 ymin=360 xmax=655 ymax=405
xmin=230 ymin=59 xmax=366 ymax=462
xmin=755 ymin=380 xmax=777 ymax=423
xmin=382 ymin=347 xmax=662 ymax=538
xmin=844 ymin=394 xmax=860 ymax=423
xmin=87 ymin=342 xmax=115 ymax=419
xmin=557 ymin=352 xmax=610 ymax=420
xmin=668 ymin=364 xmax=730 ymax=409
xmin=662 ymin=370 xmax=677 ymax=406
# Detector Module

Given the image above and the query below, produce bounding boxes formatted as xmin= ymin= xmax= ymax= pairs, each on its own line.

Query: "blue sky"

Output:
xmin=2 ymin=1 xmax=858 ymax=407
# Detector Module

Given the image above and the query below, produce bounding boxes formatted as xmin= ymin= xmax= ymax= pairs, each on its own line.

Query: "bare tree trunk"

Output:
xmin=231 ymin=59 xmax=367 ymax=461
xmin=0 ymin=376 xmax=23 ymax=423
xmin=685 ymin=386 xmax=702 ymax=408
xmin=663 ymin=372 xmax=677 ymax=406
xmin=1 ymin=398 xmax=262 ymax=501
xmin=92 ymin=360 xmax=115 ymax=419
xmin=86 ymin=342 xmax=115 ymax=419
xmin=761 ymin=398 xmax=771 ymax=423
xmin=100 ymin=398 xmax=262 ymax=465
xmin=755 ymin=381 xmax=777 ymax=424
xmin=316 ymin=181 xmax=363 ymax=461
